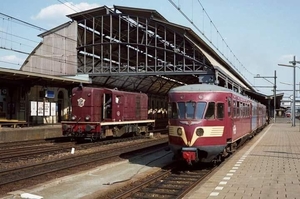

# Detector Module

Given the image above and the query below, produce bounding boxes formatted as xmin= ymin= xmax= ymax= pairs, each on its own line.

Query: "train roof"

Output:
xmin=169 ymin=84 xmax=266 ymax=105
xmin=73 ymin=86 xmax=147 ymax=96
xmin=169 ymin=84 xmax=231 ymax=93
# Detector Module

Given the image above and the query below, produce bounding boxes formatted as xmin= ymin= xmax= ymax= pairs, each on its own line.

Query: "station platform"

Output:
xmin=184 ymin=117 xmax=300 ymax=199
xmin=0 ymin=124 xmax=61 ymax=143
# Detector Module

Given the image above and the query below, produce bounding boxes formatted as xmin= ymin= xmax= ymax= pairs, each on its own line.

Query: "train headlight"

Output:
xmin=71 ymin=115 xmax=77 ymax=121
xmin=85 ymin=115 xmax=90 ymax=121
xmin=196 ymin=128 xmax=204 ymax=136
xmin=177 ymin=128 xmax=183 ymax=136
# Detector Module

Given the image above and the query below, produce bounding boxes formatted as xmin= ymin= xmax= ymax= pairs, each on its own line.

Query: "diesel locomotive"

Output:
xmin=62 ymin=86 xmax=155 ymax=140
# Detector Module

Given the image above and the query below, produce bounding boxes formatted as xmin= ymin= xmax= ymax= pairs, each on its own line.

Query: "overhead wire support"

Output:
xmin=254 ymin=71 xmax=277 ymax=123
xmin=278 ymin=56 xmax=300 ymax=127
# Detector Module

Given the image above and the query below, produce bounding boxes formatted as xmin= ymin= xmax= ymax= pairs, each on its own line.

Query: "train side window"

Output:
xmin=227 ymin=98 xmax=231 ymax=117
xmin=233 ymin=100 xmax=237 ymax=118
xmin=247 ymin=104 xmax=250 ymax=116
xmin=205 ymin=102 xmax=215 ymax=119
xmin=237 ymin=101 xmax=240 ymax=117
xmin=217 ymin=103 xmax=224 ymax=119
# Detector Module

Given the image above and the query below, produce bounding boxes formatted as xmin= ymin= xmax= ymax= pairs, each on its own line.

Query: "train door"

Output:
xmin=226 ymin=96 xmax=233 ymax=139
xmin=103 ymin=92 xmax=112 ymax=120
xmin=136 ymin=96 xmax=141 ymax=119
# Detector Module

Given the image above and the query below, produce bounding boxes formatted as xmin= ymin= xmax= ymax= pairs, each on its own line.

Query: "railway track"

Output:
xmin=0 ymin=138 xmax=168 ymax=186
xmin=99 ymin=127 xmax=263 ymax=199
xmin=0 ymin=139 xmax=56 ymax=149
xmin=104 ymin=162 xmax=216 ymax=199
xmin=0 ymin=135 xmax=161 ymax=163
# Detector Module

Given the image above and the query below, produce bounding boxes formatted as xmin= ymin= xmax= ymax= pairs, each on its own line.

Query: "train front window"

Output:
xmin=196 ymin=102 xmax=206 ymax=119
xmin=170 ymin=101 xmax=204 ymax=119
xmin=205 ymin=102 xmax=215 ymax=119
xmin=186 ymin=102 xmax=196 ymax=119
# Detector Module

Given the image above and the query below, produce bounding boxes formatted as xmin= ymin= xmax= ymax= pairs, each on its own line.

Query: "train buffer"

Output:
xmin=0 ymin=119 xmax=27 ymax=128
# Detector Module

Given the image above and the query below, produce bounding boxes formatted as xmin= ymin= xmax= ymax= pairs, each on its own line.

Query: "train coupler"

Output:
xmin=182 ymin=147 xmax=198 ymax=164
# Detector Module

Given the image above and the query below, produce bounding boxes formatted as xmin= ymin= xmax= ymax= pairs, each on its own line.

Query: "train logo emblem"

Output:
xmin=77 ymin=98 xmax=85 ymax=107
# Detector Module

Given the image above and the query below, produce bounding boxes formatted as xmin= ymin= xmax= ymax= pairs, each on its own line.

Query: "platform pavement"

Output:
xmin=0 ymin=124 xmax=61 ymax=143
xmin=184 ymin=117 xmax=300 ymax=199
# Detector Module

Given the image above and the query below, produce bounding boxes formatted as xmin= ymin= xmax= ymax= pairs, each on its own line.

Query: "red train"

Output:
xmin=167 ymin=84 xmax=267 ymax=165
xmin=62 ymin=86 xmax=155 ymax=140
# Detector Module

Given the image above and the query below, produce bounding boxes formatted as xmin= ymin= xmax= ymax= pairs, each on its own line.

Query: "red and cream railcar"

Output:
xmin=168 ymin=84 xmax=267 ymax=164
xmin=251 ymin=101 xmax=267 ymax=133
xmin=62 ymin=86 xmax=155 ymax=140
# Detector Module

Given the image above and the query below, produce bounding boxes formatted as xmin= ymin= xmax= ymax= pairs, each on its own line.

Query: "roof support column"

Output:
xmin=164 ymin=25 xmax=166 ymax=72
xmin=145 ymin=18 xmax=148 ymax=71
xmin=84 ymin=19 xmax=87 ymax=73
xmin=154 ymin=23 xmax=157 ymax=72
xmin=127 ymin=15 xmax=130 ymax=71
xmin=118 ymin=15 xmax=121 ymax=72
xmin=136 ymin=16 xmax=139 ymax=71
xmin=92 ymin=17 xmax=95 ymax=73
xmin=109 ymin=14 xmax=112 ymax=72
xmin=173 ymin=31 xmax=176 ymax=71
xmin=101 ymin=16 xmax=104 ymax=72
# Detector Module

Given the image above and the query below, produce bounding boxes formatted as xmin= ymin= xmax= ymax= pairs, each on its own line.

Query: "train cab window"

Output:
xmin=178 ymin=102 xmax=185 ymax=119
xmin=168 ymin=102 xmax=178 ymax=119
xmin=217 ymin=103 xmax=225 ymax=119
xmin=115 ymin=96 xmax=120 ymax=104
xmin=196 ymin=102 xmax=206 ymax=119
xmin=186 ymin=101 xmax=196 ymax=119
xmin=205 ymin=102 xmax=215 ymax=119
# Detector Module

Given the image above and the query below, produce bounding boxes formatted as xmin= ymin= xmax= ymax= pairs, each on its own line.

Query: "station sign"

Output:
xmin=45 ymin=90 xmax=55 ymax=98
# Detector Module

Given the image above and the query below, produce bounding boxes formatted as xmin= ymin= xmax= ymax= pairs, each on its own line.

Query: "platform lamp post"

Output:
xmin=278 ymin=56 xmax=300 ymax=127
xmin=254 ymin=70 xmax=277 ymax=123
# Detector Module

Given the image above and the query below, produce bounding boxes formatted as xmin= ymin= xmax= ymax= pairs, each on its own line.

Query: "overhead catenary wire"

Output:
xmin=168 ymin=0 xmax=266 ymax=88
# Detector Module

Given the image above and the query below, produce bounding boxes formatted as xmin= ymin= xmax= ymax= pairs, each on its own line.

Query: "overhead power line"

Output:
xmin=168 ymin=0 xmax=268 ymax=88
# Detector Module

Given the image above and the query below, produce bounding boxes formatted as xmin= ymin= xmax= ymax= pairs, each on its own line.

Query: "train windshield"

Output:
xmin=168 ymin=101 xmax=206 ymax=119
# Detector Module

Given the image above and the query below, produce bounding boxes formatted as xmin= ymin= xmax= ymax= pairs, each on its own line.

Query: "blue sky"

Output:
xmin=1 ymin=0 xmax=300 ymax=98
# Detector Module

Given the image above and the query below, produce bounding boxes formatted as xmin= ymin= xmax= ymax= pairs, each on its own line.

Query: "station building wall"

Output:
xmin=0 ymin=85 xmax=70 ymax=125
xmin=28 ymin=85 xmax=70 ymax=125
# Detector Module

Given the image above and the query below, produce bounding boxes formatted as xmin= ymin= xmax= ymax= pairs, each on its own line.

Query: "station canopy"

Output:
xmin=66 ymin=5 xmax=258 ymax=98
